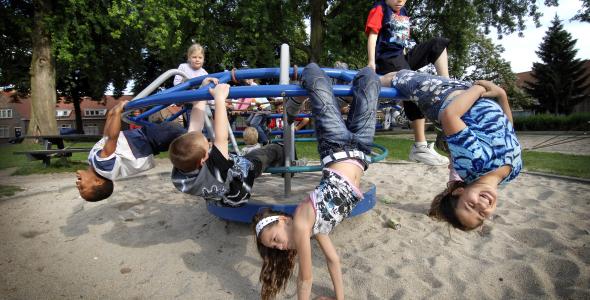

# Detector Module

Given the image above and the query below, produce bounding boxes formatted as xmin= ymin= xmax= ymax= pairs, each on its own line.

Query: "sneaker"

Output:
xmin=292 ymin=158 xmax=308 ymax=167
xmin=409 ymin=143 xmax=449 ymax=166
xmin=284 ymin=97 xmax=303 ymax=124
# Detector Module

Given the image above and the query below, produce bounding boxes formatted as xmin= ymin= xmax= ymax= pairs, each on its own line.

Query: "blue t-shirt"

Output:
xmin=369 ymin=3 xmax=416 ymax=59
xmin=444 ymin=99 xmax=522 ymax=184
xmin=390 ymin=70 xmax=522 ymax=184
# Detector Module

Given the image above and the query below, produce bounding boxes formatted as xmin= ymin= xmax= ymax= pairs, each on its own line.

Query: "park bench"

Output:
xmin=13 ymin=134 xmax=100 ymax=167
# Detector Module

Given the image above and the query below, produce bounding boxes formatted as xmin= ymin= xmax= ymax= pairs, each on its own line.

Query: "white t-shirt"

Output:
xmin=173 ymin=63 xmax=208 ymax=86
xmin=249 ymin=82 xmax=270 ymax=110
xmin=88 ymin=131 xmax=155 ymax=180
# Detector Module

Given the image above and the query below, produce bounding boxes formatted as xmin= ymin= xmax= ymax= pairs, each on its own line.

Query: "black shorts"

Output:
xmin=376 ymin=37 xmax=449 ymax=121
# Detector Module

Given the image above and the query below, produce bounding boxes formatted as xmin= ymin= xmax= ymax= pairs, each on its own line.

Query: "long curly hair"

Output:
xmin=252 ymin=208 xmax=297 ymax=300
xmin=428 ymin=181 xmax=473 ymax=231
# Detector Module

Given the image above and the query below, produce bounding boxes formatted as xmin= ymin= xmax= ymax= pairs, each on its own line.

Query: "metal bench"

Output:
xmin=13 ymin=148 xmax=92 ymax=167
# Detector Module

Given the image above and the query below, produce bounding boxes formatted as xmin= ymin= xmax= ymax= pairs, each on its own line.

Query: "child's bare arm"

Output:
xmin=379 ymin=72 xmax=397 ymax=87
xmin=475 ymin=80 xmax=513 ymax=123
xmin=440 ymin=85 xmax=486 ymax=136
xmin=188 ymin=77 xmax=219 ymax=133
xmin=100 ymin=100 xmax=129 ymax=158
xmin=209 ymin=83 xmax=230 ymax=158
xmin=316 ymin=234 xmax=344 ymax=300
xmin=367 ymin=32 xmax=378 ymax=71
xmin=295 ymin=228 xmax=313 ymax=300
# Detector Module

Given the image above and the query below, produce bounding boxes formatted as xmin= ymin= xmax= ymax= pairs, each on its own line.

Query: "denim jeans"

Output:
xmin=301 ymin=63 xmax=380 ymax=158
xmin=142 ymin=123 xmax=187 ymax=155
xmin=246 ymin=113 xmax=269 ymax=145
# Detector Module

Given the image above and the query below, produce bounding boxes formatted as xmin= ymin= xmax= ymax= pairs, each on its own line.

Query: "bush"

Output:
xmin=513 ymin=113 xmax=590 ymax=131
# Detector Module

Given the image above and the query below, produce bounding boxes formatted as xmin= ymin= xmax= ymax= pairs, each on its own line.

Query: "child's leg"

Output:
xmin=243 ymin=143 xmax=284 ymax=177
xmin=301 ymin=63 xmax=351 ymax=158
xmin=143 ymin=123 xmax=187 ymax=155
xmin=406 ymin=37 xmax=450 ymax=78
xmin=346 ymin=67 xmax=380 ymax=154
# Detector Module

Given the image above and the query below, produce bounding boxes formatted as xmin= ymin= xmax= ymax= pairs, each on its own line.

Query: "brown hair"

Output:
xmin=243 ymin=127 xmax=258 ymax=145
xmin=428 ymin=181 xmax=475 ymax=231
xmin=168 ymin=132 xmax=208 ymax=172
xmin=83 ymin=176 xmax=114 ymax=202
xmin=252 ymin=208 xmax=297 ymax=300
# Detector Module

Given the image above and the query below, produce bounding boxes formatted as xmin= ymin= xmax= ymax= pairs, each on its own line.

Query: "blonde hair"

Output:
xmin=243 ymin=127 xmax=259 ymax=145
xmin=187 ymin=43 xmax=205 ymax=59
xmin=252 ymin=209 xmax=297 ymax=300
xmin=168 ymin=132 xmax=208 ymax=172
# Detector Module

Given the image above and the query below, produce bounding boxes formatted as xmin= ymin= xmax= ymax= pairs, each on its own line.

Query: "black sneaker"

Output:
xmin=284 ymin=97 xmax=303 ymax=124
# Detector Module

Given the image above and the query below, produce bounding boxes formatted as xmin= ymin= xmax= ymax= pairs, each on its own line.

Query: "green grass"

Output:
xmin=1 ymin=136 xmax=589 ymax=179
xmin=522 ymin=151 xmax=590 ymax=179
xmin=0 ymin=142 xmax=95 ymax=175
xmin=0 ymin=184 xmax=24 ymax=198
xmin=293 ymin=136 xmax=415 ymax=161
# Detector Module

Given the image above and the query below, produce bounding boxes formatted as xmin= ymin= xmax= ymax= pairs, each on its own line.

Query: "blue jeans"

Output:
xmin=246 ymin=113 xmax=269 ymax=145
xmin=142 ymin=123 xmax=186 ymax=155
xmin=301 ymin=63 xmax=380 ymax=158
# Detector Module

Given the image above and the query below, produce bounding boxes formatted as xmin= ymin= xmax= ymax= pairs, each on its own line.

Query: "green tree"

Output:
xmin=525 ymin=15 xmax=590 ymax=114
xmin=317 ymin=0 xmax=558 ymax=76
xmin=463 ymin=33 xmax=532 ymax=109
xmin=572 ymin=0 xmax=590 ymax=22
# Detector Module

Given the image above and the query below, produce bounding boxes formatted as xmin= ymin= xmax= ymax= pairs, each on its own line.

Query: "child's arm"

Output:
xmin=316 ymin=234 xmax=344 ymax=300
xmin=475 ymin=80 xmax=513 ymax=123
xmin=100 ymin=100 xmax=129 ymax=158
xmin=367 ymin=32 xmax=378 ymax=71
xmin=209 ymin=83 xmax=230 ymax=158
xmin=188 ymin=77 xmax=219 ymax=133
xmin=440 ymin=85 xmax=486 ymax=136
xmin=295 ymin=227 xmax=313 ymax=300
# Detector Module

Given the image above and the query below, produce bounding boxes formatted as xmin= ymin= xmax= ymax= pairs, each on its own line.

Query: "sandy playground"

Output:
xmin=1 ymin=149 xmax=589 ymax=299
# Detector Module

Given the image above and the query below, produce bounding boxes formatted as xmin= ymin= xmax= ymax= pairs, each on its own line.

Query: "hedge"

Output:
xmin=513 ymin=113 xmax=590 ymax=131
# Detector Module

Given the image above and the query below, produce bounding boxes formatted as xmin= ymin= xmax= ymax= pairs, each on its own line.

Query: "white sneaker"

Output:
xmin=409 ymin=143 xmax=449 ymax=166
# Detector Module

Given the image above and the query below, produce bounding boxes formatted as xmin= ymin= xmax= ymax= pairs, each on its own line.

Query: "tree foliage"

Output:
xmin=525 ymin=16 xmax=590 ymax=114
xmin=462 ymin=33 xmax=532 ymax=109
xmin=572 ymin=0 xmax=590 ymax=22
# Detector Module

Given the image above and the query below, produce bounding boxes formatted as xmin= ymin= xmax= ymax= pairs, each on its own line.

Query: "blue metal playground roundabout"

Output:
xmin=123 ymin=46 xmax=400 ymax=223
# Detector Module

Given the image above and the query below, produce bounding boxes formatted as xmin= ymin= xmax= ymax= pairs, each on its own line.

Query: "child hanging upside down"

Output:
xmin=76 ymin=101 xmax=186 ymax=202
xmin=381 ymin=70 xmax=522 ymax=230
xmin=168 ymin=79 xmax=285 ymax=207
xmin=253 ymin=63 xmax=380 ymax=300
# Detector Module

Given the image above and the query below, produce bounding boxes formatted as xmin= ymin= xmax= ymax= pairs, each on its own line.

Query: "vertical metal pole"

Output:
xmin=280 ymin=44 xmax=293 ymax=195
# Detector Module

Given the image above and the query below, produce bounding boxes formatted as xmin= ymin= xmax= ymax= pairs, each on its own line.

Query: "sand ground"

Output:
xmin=0 ymin=133 xmax=589 ymax=299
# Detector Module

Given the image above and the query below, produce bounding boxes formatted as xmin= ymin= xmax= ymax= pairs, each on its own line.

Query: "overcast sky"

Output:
xmin=490 ymin=0 xmax=590 ymax=73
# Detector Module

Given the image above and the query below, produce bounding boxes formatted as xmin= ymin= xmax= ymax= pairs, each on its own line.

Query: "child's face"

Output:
xmin=75 ymin=168 xmax=103 ymax=199
xmin=453 ymin=183 xmax=498 ymax=229
xmin=386 ymin=0 xmax=407 ymax=12
xmin=188 ymin=52 xmax=204 ymax=70
xmin=259 ymin=217 xmax=294 ymax=251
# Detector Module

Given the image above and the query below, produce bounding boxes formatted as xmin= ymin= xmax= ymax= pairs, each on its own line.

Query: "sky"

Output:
xmin=490 ymin=0 xmax=590 ymax=73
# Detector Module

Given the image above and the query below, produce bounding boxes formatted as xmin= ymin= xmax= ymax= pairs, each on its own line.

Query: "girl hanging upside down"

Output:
xmin=381 ymin=70 xmax=522 ymax=231
xmin=252 ymin=63 xmax=380 ymax=300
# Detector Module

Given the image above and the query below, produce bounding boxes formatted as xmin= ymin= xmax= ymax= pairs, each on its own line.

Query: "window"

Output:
xmin=60 ymin=124 xmax=72 ymax=129
xmin=0 ymin=125 xmax=9 ymax=138
xmin=84 ymin=109 xmax=107 ymax=117
xmin=0 ymin=109 xmax=13 ymax=119
xmin=84 ymin=124 xmax=99 ymax=135
xmin=56 ymin=110 xmax=71 ymax=117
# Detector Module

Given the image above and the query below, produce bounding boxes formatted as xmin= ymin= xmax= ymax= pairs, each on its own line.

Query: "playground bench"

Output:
xmin=13 ymin=134 xmax=100 ymax=167
xmin=13 ymin=148 xmax=92 ymax=167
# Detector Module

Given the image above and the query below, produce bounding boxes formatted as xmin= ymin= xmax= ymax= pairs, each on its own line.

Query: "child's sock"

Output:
xmin=414 ymin=141 xmax=428 ymax=148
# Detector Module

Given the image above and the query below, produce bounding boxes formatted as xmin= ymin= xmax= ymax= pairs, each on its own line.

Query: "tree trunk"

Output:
xmin=309 ymin=0 xmax=326 ymax=63
xmin=27 ymin=0 xmax=58 ymax=138
xmin=73 ymin=97 xmax=84 ymax=134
